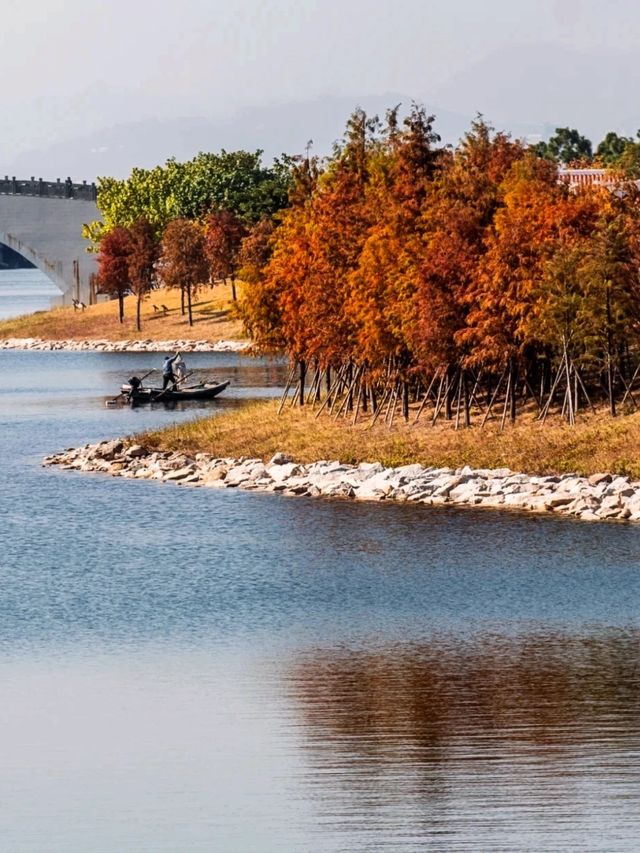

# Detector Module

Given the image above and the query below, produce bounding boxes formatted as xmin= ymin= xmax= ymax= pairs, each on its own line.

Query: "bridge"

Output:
xmin=0 ymin=176 xmax=100 ymax=305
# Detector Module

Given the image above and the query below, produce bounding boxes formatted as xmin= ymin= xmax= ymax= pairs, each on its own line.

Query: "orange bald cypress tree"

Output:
xmin=347 ymin=105 xmax=442 ymax=375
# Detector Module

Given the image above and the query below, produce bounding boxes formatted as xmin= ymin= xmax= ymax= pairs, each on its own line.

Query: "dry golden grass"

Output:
xmin=139 ymin=399 xmax=640 ymax=478
xmin=0 ymin=282 xmax=246 ymax=342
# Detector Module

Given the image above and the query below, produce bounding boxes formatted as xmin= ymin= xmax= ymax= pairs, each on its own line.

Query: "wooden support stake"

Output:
xmin=540 ymin=364 xmax=564 ymax=424
xmin=413 ymin=371 xmax=439 ymax=423
xmin=481 ymin=367 xmax=506 ymax=428
xmin=277 ymin=364 xmax=296 ymax=415
xmin=315 ymin=363 xmax=347 ymax=418
xmin=389 ymin=379 xmax=401 ymax=429
xmin=431 ymin=371 xmax=448 ymax=425
xmin=500 ymin=370 xmax=512 ymax=432
xmin=620 ymin=360 xmax=640 ymax=408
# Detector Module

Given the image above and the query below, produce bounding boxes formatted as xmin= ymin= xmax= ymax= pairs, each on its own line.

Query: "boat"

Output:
xmin=120 ymin=379 xmax=230 ymax=403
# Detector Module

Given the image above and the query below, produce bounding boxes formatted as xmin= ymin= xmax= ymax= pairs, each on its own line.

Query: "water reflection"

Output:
xmin=285 ymin=632 xmax=640 ymax=851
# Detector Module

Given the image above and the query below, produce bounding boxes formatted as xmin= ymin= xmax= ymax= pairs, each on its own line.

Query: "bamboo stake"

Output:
xmin=431 ymin=371 xmax=448 ymax=425
xmin=616 ymin=367 xmax=639 ymax=411
xmin=385 ymin=380 xmax=400 ymax=425
xmin=564 ymin=346 xmax=574 ymax=425
xmin=481 ymin=367 xmax=507 ymax=428
xmin=328 ymin=363 xmax=350 ymax=415
xmin=413 ymin=371 xmax=439 ymax=423
xmin=620 ymin=360 xmax=640 ymax=407
xmin=540 ymin=363 xmax=564 ymax=424
xmin=388 ymin=380 xmax=402 ymax=428
xmin=500 ymin=370 xmax=512 ymax=432
xmin=368 ymin=383 xmax=393 ymax=428
xmin=277 ymin=364 xmax=297 ymax=415
xmin=574 ymin=366 xmax=597 ymax=415
xmin=334 ymin=365 xmax=363 ymax=419
xmin=468 ymin=369 xmax=486 ymax=414
xmin=352 ymin=376 xmax=364 ymax=424
xmin=315 ymin=363 xmax=348 ymax=418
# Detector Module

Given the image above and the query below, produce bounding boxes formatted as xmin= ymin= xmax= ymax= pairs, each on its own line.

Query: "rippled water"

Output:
xmin=1 ymin=350 xmax=639 ymax=851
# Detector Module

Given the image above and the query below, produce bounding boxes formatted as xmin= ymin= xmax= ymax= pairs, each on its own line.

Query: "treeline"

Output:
xmin=92 ymin=149 xmax=292 ymax=328
xmin=240 ymin=107 xmax=640 ymax=424
xmin=535 ymin=126 xmax=640 ymax=173
xmin=92 ymin=111 xmax=640 ymax=424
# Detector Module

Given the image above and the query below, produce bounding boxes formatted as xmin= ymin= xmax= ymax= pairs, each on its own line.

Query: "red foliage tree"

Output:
xmin=204 ymin=209 xmax=247 ymax=301
xmin=160 ymin=219 xmax=208 ymax=326
xmin=96 ymin=226 xmax=131 ymax=323
xmin=127 ymin=218 xmax=159 ymax=331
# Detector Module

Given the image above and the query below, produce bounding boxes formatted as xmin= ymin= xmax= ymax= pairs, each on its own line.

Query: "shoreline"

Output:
xmin=0 ymin=337 xmax=250 ymax=353
xmin=43 ymin=439 xmax=640 ymax=524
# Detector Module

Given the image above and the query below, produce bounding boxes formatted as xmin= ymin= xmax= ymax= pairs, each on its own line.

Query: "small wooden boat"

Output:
xmin=120 ymin=379 xmax=230 ymax=403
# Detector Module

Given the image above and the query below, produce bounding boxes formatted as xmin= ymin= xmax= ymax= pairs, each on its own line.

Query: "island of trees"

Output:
xmin=92 ymin=109 xmax=640 ymax=427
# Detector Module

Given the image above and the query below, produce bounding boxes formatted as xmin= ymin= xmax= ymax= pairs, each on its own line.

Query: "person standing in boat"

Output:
xmin=173 ymin=353 xmax=188 ymax=386
xmin=162 ymin=352 xmax=181 ymax=391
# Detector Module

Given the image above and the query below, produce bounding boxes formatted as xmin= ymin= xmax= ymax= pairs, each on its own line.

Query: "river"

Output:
xmin=0 ymin=268 xmax=61 ymax=319
xmin=1 ymin=342 xmax=640 ymax=849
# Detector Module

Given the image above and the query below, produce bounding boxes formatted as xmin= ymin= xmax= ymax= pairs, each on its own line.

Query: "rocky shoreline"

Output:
xmin=43 ymin=439 xmax=640 ymax=523
xmin=0 ymin=337 xmax=250 ymax=353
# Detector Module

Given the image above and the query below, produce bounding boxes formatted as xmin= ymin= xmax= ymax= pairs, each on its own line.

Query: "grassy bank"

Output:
xmin=139 ymin=400 xmax=640 ymax=478
xmin=0 ymin=283 xmax=246 ymax=342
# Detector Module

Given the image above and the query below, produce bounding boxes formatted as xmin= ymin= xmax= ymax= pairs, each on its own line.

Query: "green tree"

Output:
xmin=534 ymin=127 xmax=593 ymax=164
xmin=83 ymin=151 xmax=293 ymax=252
xmin=596 ymin=131 xmax=632 ymax=164
xmin=594 ymin=130 xmax=640 ymax=177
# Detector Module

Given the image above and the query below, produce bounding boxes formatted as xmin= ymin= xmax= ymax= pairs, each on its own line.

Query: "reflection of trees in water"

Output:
xmin=283 ymin=631 xmax=640 ymax=845
xmin=287 ymin=632 xmax=640 ymax=758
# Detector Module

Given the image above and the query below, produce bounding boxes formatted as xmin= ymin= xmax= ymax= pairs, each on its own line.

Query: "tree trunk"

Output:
xmin=181 ymin=286 xmax=186 ymax=316
xmin=299 ymin=359 xmax=306 ymax=407
xmin=509 ymin=358 xmax=518 ymax=423
xmin=402 ymin=380 xmax=409 ymax=421
xmin=463 ymin=370 xmax=471 ymax=427
xmin=606 ymin=285 xmax=616 ymax=416
xmin=187 ymin=284 xmax=193 ymax=326
xmin=136 ymin=293 xmax=142 ymax=331
xmin=118 ymin=292 xmax=124 ymax=324
xmin=231 ymin=275 xmax=237 ymax=302
xmin=445 ymin=366 xmax=454 ymax=420
xmin=361 ymin=384 xmax=368 ymax=413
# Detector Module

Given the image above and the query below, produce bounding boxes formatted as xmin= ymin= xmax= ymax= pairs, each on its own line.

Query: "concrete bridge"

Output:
xmin=0 ymin=177 xmax=100 ymax=305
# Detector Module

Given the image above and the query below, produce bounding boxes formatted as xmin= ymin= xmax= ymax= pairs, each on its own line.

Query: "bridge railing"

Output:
xmin=0 ymin=176 xmax=97 ymax=201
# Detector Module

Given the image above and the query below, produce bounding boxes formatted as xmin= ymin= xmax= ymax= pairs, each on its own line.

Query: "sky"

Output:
xmin=2 ymin=0 xmax=640 ymax=176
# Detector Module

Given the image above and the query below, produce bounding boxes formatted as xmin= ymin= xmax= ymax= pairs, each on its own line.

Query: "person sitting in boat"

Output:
xmin=162 ymin=352 xmax=181 ymax=391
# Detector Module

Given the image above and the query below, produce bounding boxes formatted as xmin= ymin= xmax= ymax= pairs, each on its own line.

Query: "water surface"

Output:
xmin=0 ymin=268 xmax=60 ymax=319
xmin=0 ymin=350 xmax=639 ymax=851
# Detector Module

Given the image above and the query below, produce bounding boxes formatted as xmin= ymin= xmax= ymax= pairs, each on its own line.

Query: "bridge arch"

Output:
xmin=0 ymin=185 xmax=100 ymax=305
xmin=0 ymin=232 xmax=67 ymax=296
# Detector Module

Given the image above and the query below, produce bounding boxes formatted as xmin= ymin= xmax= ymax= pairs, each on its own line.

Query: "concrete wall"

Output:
xmin=0 ymin=195 xmax=100 ymax=304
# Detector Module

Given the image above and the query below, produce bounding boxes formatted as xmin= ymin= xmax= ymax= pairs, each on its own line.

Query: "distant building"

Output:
xmin=557 ymin=168 xmax=615 ymax=187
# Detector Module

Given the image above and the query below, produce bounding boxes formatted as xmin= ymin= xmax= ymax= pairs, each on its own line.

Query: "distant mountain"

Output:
xmin=432 ymin=44 xmax=640 ymax=143
xmin=4 ymin=94 xmax=551 ymax=182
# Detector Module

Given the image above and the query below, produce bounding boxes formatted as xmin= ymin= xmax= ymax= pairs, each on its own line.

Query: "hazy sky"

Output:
xmin=3 ymin=0 xmax=640 ymax=170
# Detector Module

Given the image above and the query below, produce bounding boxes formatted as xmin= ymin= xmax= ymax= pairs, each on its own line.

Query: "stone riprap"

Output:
xmin=0 ymin=337 xmax=249 ymax=352
xmin=43 ymin=440 xmax=640 ymax=523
